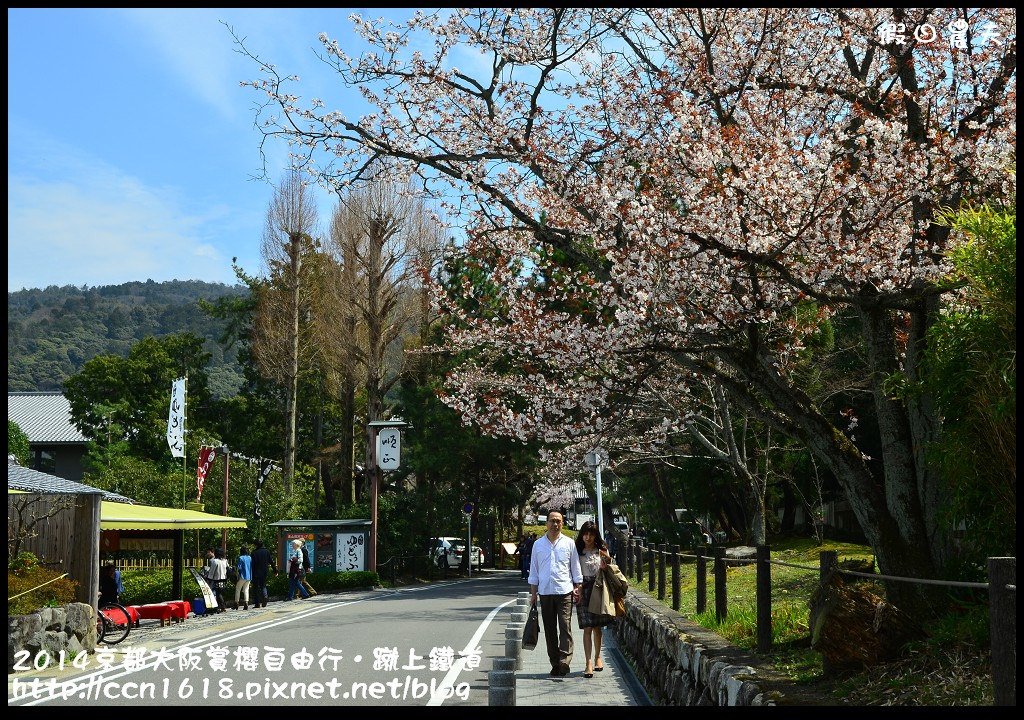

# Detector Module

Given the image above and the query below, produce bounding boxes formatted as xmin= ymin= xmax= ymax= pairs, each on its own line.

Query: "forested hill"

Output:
xmin=8 ymin=280 xmax=249 ymax=396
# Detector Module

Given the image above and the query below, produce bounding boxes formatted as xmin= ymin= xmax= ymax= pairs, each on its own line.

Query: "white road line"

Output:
xmin=10 ymin=578 xmax=499 ymax=706
xmin=427 ymin=597 xmax=517 ymax=706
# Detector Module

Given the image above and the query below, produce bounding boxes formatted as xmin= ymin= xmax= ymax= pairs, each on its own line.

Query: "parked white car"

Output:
xmin=430 ymin=537 xmax=484 ymax=569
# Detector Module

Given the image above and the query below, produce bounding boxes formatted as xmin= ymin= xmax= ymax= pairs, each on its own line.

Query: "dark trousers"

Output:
xmin=539 ymin=593 xmax=574 ymax=669
xmin=252 ymin=573 xmax=268 ymax=605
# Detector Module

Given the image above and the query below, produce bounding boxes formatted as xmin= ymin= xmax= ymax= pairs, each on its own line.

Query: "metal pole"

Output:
xmin=468 ymin=513 xmax=472 ymax=578
xmin=595 ymin=460 xmax=604 ymax=540
xmin=220 ymin=449 xmax=230 ymax=556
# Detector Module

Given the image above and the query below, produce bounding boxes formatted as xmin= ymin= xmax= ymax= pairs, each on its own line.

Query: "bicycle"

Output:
xmin=96 ymin=603 xmax=132 ymax=645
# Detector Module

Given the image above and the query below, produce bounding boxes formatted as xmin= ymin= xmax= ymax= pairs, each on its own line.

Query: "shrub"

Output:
xmin=121 ymin=570 xmax=203 ymax=606
xmin=8 ymin=553 xmax=78 ymax=616
xmin=9 ymin=551 xmax=40 ymax=575
xmin=267 ymin=570 xmax=379 ymax=597
xmin=119 ymin=568 xmax=379 ymax=605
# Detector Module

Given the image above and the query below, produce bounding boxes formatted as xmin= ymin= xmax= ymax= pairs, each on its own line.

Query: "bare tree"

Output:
xmin=8 ymin=494 xmax=78 ymax=559
xmin=320 ymin=179 xmax=444 ymax=506
xmin=250 ymin=172 xmax=322 ymax=493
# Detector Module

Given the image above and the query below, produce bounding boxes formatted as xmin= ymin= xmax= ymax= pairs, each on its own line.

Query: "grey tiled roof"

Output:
xmin=7 ymin=463 xmax=135 ymax=504
xmin=7 ymin=392 xmax=88 ymax=444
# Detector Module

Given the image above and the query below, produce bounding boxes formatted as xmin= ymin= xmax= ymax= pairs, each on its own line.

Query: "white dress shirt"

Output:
xmin=528 ymin=533 xmax=583 ymax=594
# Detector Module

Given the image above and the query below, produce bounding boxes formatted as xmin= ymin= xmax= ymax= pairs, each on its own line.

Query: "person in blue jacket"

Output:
xmin=234 ymin=546 xmax=253 ymax=610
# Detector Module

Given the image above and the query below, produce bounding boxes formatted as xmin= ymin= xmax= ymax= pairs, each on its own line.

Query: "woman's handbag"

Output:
xmin=522 ymin=600 xmax=540 ymax=650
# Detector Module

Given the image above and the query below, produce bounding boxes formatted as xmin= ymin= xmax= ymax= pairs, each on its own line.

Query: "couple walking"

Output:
xmin=528 ymin=513 xmax=624 ymax=678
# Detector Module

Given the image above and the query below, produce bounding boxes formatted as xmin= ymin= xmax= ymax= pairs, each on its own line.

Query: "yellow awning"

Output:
xmin=101 ymin=501 xmax=247 ymax=531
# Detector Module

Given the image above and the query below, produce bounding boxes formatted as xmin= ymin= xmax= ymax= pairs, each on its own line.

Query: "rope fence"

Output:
xmin=619 ymin=540 xmax=1015 ymax=706
xmin=8 ymin=572 xmax=70 ymax=601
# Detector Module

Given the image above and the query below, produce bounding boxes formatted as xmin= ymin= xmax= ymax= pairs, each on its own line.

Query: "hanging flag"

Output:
xmin=167 ymin=378 xmax=186 ymax=458
xmin=196 ymin=446 xmax=217 ymax=502
xmin=254 ymin=459 xmax=273 ymax=520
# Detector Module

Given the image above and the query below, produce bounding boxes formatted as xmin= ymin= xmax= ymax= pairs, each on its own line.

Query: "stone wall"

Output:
xmin=615 ymin=590 xmax=792 ymax=706
xmin=8 ymin=602 xmax=96 ymax=670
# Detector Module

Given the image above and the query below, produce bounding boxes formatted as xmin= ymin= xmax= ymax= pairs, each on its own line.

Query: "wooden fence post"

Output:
xmin=696 ymin=546 xmax=707 ymax=615
xmin=671 ymin=544 xmax=681 ymax=612
xmin=636 ymin=539 xmax=644 ymax=584
xmin=648 ymin=543 xmax=656 ymax=592
xmin=819 ymin=550 xmax=837 ymax=584
xmin=988 ymin=557 xmax=1016 ymax=706
xmin=657 ymin=543 xmax=667 ymax=601
xmin=714 ymin=547 xmax=727 ymax=623
xmin=817 ymin=550 xmax=838 ymax=675
xmin=756 ymin=544 xmax=771 ymax=653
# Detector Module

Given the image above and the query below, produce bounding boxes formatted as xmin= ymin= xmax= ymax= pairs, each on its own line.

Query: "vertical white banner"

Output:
xmin=167 ymin=377 xmax=186 ymax=458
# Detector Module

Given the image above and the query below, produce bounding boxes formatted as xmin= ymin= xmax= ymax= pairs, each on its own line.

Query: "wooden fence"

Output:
xmin=8 ymin=492 xmax=102 ymax=607
xmin=621 ymin=539 xmax=1015 ymax=706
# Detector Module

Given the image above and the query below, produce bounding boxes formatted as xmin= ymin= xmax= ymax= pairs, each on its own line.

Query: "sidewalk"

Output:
xmin=513 ymin=612 xmax=650 ymax=706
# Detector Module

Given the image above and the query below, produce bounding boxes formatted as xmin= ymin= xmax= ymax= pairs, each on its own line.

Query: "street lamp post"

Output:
xmin=367 ymin=419 xmax=407 ymax=573
xmin=584 ymin=448 xmax=608 ymax=539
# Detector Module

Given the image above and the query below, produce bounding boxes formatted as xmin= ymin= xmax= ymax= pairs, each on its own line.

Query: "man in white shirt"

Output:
xmin=529 ymin=511 xmax=583 ymax=676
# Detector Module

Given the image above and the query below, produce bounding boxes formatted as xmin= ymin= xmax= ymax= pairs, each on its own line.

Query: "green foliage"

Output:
xmin=119 ymin=569 xmax=380 ymax=608
xmin=84 ymin=454 xmax=184 ymax=507
xmin=8 ymin=280 xmax=246 ymax=394
xmin=121 ymin=569 xmax=204 ymax=607
xmin=267 ymin=570 xmax=379 ymax=597
xmin=8 ymin=421 xmax=31 ymax=466
xmin=921 ymin=204 xmax=1016 ymax=565
xmin=8 ymin=553 xmax=78 ymax=615
xmin=694 ymin=604 xmax=810 ymax=648
xmin=394 ymin=347 xmax=542 ymax=553
xmin=920 ymin=598 xmax=990 ymax=648
xmin=64 ymin=332 xmax=220 ymax=463
xmin=9 ymin=550 xmax=41 ymax=575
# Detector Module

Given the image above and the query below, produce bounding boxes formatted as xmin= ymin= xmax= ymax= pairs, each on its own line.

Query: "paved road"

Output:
xmin=9 ymin=572 xmax=525 ymax=707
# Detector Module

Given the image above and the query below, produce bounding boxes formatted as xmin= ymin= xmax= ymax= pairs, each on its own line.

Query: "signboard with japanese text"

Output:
xmin=336 ymin=532 xmax=366 ymax=572
xmin=377 ymin=428 xmax=400 ymax=470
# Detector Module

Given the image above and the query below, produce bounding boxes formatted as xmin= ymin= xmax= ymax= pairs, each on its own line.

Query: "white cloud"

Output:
xmin=118 ymin=8 xmax=243 ymax=119
xmin=7 ymin=133 xmax=240 ymax=291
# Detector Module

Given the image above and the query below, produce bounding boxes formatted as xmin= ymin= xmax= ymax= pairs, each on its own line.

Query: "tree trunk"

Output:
xmin=339 ymin=374 xmax=356 ymax=506
xmin=282 ymin=233 xmax=302 ymax=494
xmin=717 ymin=334 xmax=945 ymax=614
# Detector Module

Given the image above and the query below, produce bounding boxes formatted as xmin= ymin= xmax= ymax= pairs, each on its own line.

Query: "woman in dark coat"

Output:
xmin=99 ymin=563 xmax=119 ymax=605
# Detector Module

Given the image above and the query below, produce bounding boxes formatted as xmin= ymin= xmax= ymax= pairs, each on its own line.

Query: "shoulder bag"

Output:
xmin=522 ymin=599 xmax=540 ymax=650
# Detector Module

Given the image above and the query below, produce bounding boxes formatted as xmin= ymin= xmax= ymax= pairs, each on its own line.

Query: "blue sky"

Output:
xmin=7 ymin=8 xmax=415 ymax=292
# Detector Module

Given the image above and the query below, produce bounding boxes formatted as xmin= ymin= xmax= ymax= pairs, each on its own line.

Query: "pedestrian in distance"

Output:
xmin=99 ymin=563 xmax=119 ymax=605
xmin=299 ymin=542 xmax=317 ymax=596
xmin=234 ymin=546 xmax=253 ymax=610
xmin=287 ymin=539 xmax=311 ymax=601
xmin=250 ymin=540 xmax=276 ymax=608
xmin=575 ymin=521 xmax=615 ymax=678
xmin=528 ymin=511 xmax=583 ymax=677
xmin=517 ymin=533 xmax=532 ymax=580
xmin=204 ymin=548 xmax=229 ymax=613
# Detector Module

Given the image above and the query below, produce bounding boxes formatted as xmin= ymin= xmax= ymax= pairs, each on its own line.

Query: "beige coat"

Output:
xmin=588 ymin=561 xmax=629 ymax=617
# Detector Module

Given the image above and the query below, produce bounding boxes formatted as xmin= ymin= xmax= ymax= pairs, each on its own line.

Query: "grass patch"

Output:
xmin=623 ymin=537 xmax=993 ymax=705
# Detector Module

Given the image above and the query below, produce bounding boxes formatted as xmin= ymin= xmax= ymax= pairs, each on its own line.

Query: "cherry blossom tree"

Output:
xmin=238 ymin=8 xmax=1015 ymax=611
